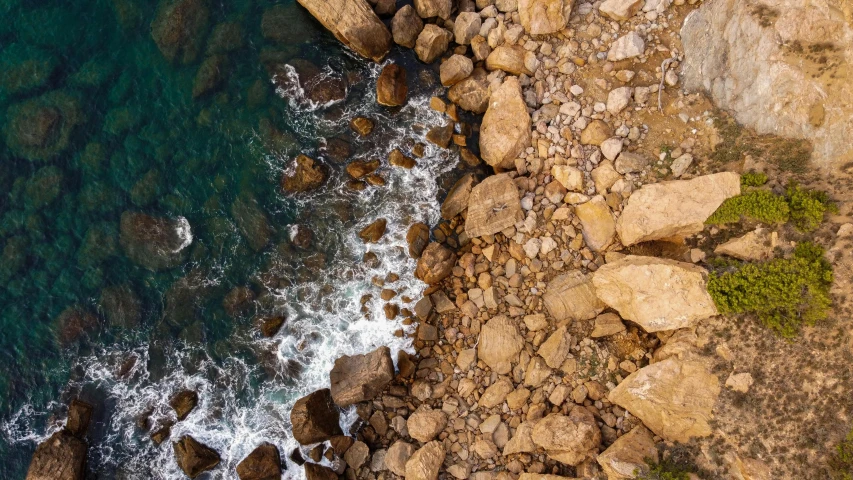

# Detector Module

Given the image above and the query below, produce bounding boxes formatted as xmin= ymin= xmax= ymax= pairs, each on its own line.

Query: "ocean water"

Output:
xmin=0 ymin=0 xmax=466 ymax=477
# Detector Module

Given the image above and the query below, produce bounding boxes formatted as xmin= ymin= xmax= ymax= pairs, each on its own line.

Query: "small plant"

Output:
xmin=708 ymin=242 xmax=833 ymax=337
xmin=740 ymin=171 xmax=768 ymax=187
xmin=636 ymin=457 xmax=692 ymax=480
xmin=706 ymin=190 xmax=790 ymax=225
xmin=786 ymin=182 xmax=837 ymax=232
xmin=830 ymin=427 xmax=853 ymax=480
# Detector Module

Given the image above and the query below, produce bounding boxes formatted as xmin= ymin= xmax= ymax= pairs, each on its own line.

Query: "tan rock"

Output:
xmin=531 ymin=408 xmax=601 ymax=465
xmin=580 ymin=120 xmax=611 ymax=146
xmin=415 ymin=24 xmax=452 ymax=63
xmin=480 ymin=77 xmax=531 ymax=169
xmin=616 ymin=172 xmax=741 ymax=246
xmin=441 ymin=173 xmax=476 ymax=220
xmin=486 ymin=45 xmax=533 ymax=76
xmin=552 ymin=165 xmax=583 ymax=191
xmin=503 ymin=421 xmax=538 ymax=455
xmin=591 ymin=160 xmax=620 ymax=193
xmin=454 ymin=11 xmax=482 ymax=44
xmin=518 ymin=0 xmax=574 ymax=35
xmin=592 ymin=256 xmax=717 ymax=332
xmin=405 ymin=441 xmax=446 ymax=480
xmin=391 ymin=5 xmax=424 ymax=48
xmin=415 ymin=242 xmax=456 ymax=284
xmin=385 ymin=441 xmax=416 ymax=476
xmin=448 ymin=68 xmax=491 ymax=114
xmin=575 ymin=196 xmax=615 ymax=252
xmin=479 ymin=315 xmax=524 ymax=374
xmin=413 ymin=0 xmax=452 ymax=19
xmin=519 ymin=475 xmax=582 ymax=480
xmin=330 ymin=346 xmax=394 ymax=406
xmin=608 ymin=358 xmax=721 ymax=442
xmin=543 ymin=271 xmax=605 ymax=322
xmin=599 ymin=0 xmax=643 ymax=20
xmin=596 ymin=425 xmax=658 ymax=479
xmin=725 ymin=372 xmax=754 ymax=393
xmin=440 ymin=54 xmax=474 ymax=86
xmin=377 ymin=63 xmax=408 ymax=106
xmin=297 ymin=0 xmax=391 ymax=62
xmin=465 ymin=173 xmax=523 ymax=238
xmin=714 ymin=228 xmax=776 ymax=261
xmin=590 ymin=312 xmax=625 ymax=338
xmin=538 ymin=326 xmax=570 ymax=368
xmin=479 ymin=377 xmax=515 ymax=408
xmin=407 ymin=405 xmax=448 ymax=442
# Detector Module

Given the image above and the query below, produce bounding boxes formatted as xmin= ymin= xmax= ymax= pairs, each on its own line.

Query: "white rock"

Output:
xmin=607 ymin=32 xmax=645 ymax=61
xmin=606 ymin=86 xmax=633 ymax=114
xmin=670 ymin=153 xmax=693 ymax=177
xmin=600 ymin=137 xmax=624 ymax=161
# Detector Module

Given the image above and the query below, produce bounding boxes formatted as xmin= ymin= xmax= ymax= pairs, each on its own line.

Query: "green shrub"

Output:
xmin=786 ymin=182 xmax=837 ymax=232
xmin=636 ymin=458 xmax=692 ymax=480
xmin=708 ymin=242 xmax=833 ymax=337
xmin=830 ymin=428 xmax=853 ymax=480
xmin=740 ymin=171 xmax=768 ymax=187
xmin=706 ymin=190 xmax=790 ymax=225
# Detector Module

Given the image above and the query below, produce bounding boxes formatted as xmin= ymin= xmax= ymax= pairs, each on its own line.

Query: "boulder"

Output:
xmin=389 ymin=149 xmax=416 ymax=168
xmin=714 ymin=228 xmax=776 ymax=261
xmin=454 ymin=12 xmax=482 ymax=44
xmin=426 ymin=123 xmax=454 ymax=148
xmin=616 ymin=172 xmax=741 ymax=246
xmin=596 ymin=425 xmax=658 ymax=479
xmin=590 ymin=313 xmax=625 ymax=338
xmin=391 ymin=5 xmax=424 ymax=48
xmin=259 ymin=316 xmax=285 ymax=338
xmin=415 ymin=24 xmax=452 ymax=63
xmin=65 ymin=400 xmax=93 ymax=438
xmin=290 ymin=389 xmax=343 ymax=444
xmin=592 ymin=256 xmax=717 ymax=332
xmin=377 ymin=63 xmax=408 ymax=106
xmin=465 ymin=173 xmax=523 ymax=238
xmin=543 ymin=271 xmax=605 ymax=322
xmin=236 ymin=443 xmax=282 ymax=480
xmin=531 ymin=408 xmax=601 ymax=465
xmin=350 ymin=117 xmax=375 ymax=136
xmin=415 ymin=242 xmax=456 ymax=284
xmin=385 ymin=441 xmax=416 ymax=476
xmin=26 ymin=430 xmax=87 ymax=480
xmin=169 ymin=390 xmax=198 ymax=421
xmin=330 ymin=346 xmax=394 ymax=407
xmin=359 ymin=218 xmax=387 ymax=243
xmin=4 ymin=91 xmax=83 ymax=162
xmin=552 ymin=165 xmax=583 ymax=191
xmin=54 ymin=305 xmax=99 ymax=346
xmin=607 ymin=32 xmax=645 ymax=61
xmin=448 ymin=68 xmax=491 ymax=114
xmin=480 ymin=77 xmax=531 ymax=169
xmin=150 ymin=0 xmax=210 ymax=64
xmin=346 ymin=158 xmax=380 ymax=178
xmin=223 ymin=286 xmax=255 ymax=318
xmin=518 ymin=0 xmax=573 ymax=35
xmin=486 ymin=45 xmax=533 ymax=76
xmin=405 ymin=441 xmax=446 ymax=480
xmin=574 ymin=196 xmax=616 ymax=252
xmin=281 ymin=155 xmax=328 ymax=193
xmin=607 ymin=86 xmax=633 ymax=114
xmin=119 ymin=212 xmax=191 ymax=271
xmin=297 ymin=0 xmax=391 ymax=62
xmin=231 ymin=193 xmax=273 ymax=252
xmin=538 ymin=326 xmax=570 ymax=369
xmin=406 ymin=223 xmax=431 ymax=258
xmin=609 ymin=358 xmax=720 ymax=442
xmin=192 ymin=54 xmax=228 ymax=98
xmin=413 ymin=0 xmax=452 ymax=19
xmin=173 ymin=436 xmax=221 ymax=479
xmin=440 ymin=55 xmax=474 ymax=87
xmin=580 ymin=119 xmax=611 ymax=145
xmin=304 ymin=463 xmax=339 ymax=480
xmin=599 ymin=0 xmax=643 ymax=20
xmin=344 ymin=441 xmax=370 ymax=469
xmin=441 ymin=173 xmax=476 ymax=220
xmin=503 ymin=421 xmax=538 ymax=455
xmin=478 ymin=315 xmax=524 ymax=374
xmin=407 ymin=405 xmax=448 ymax=442
xmin=479 ymin=378 xmax=514 ymax=408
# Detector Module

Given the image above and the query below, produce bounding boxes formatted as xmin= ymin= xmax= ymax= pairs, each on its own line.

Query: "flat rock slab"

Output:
xmin=297 ymin=0 xmax=391 ymax=62
xmin=543 ymin=271 xmax=605 ymax=322
xmin=330 ymin=346 xmax=394 ymax=407
xmin=465 ymin=173 xmax=523 ymax=238
xmin=478 ymin=315 xmax=524 ymax=374
xmin=26 ymin=430 xmax=87 ymax=480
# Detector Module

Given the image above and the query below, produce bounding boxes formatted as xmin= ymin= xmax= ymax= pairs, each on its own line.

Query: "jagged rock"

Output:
xmin=344 ymin=441 xmax=370 ymax=470
xmin=415 ymin=242 xmax=457 ymax=284
xmin=454 ymin=12 xmax=482 ymax=44
xmin=518 ymin=0 xmax=573 ymax=35
xmin=448 ymin=68 xmax=491 ymax=114
xmin=607 ymin=32 xmax=645 ymax=61
xmin=291 ymin=389 xmax=343 ymax=444
xmin=552 ymin=165 xmax=583 ymax=191
xmin=150 ymin=0 xmax=210 ymax=64
xmin=405 ymin=441 xmax=446 ymax=480
xmin=590 ymin=313 xmax=625 ymax=338
xmin=415 ymin=24 xmax=452 ymax=63
xmin=726 ymin=372 xmax=754 ymax=393
xmin=270 ymin=59 xmax=347 ymax=107
xmin=173 ymin=436 xmax=221 ymax=479
xmin=389 ymin=149 xmax=416 ymax=168
xmin=480 ymin=77 xmax=531 ymax=169
xmin=714 ymin=228 xmax=776 ymax=261
xmin=330 ymin=346 xmax=394 ymax=406
xmin=296 ymin=0 xmax=391 ymax=62
xmin=580 ymin=119 xmax=611 ymax=146
xmin=599 ymin=0 xmax=643 ymax=20
xmin=236 ymin=443 xmax=282 ymax=480
xmin=479 ymin=377 xmax=514 ymax=408
xmin=486 ymin=45 xmax=533 ymax=76
xmin=119 ymin=212 xmax=191 ymax=271
xmin=593 ymin=256 xmax=717 ymax=332
xmin=503 ymin=420 xmax=538 ymax=455
xmin=350 ymin=117 xmax=375 ymax=136
xmin=441 ymin=173 xmax=476 ymax=220
xmin=359 ymin=218 xmax=387 ymax=243
xmin=304 ymin=463 xmax=338 ymax=480
xmin=616 ymin=172 xmax=741 ymax=246
xmin=407 ymin=405 xmax=448 ymax=442
xmin=543 ymin=271 xmax=605 ymax=322
xmin=614 ymin=152 xmax=648 ymax=174
xmin=281 ymin=155 xmax=328 ymax=193
xmin=609 ymin=358 xmax=721 ymax=442
xmin=65 ymin=400 xmax=93 ymax=438
xmin=478 ymin=315 xmax=524 ymax=374
xmin=426 ymin=123 xmax=454 ymax=148
xmin=574 ymin=196 xmax=616 ymax=252
xmin=440 ymin=54 xmax=473 ymax=86
xmin=413 ymin=0 xmax=452 ymax=19
xmin=259 ymin=316 xmax=285 ymax=338
xmin=347 ymin=158 xmax=380 ymax=178
xmin=406 ymin=223 xmax=430 ymax=258
xmin=531 ymin=408 xmax=601 ymax=466
xmin=377 ymin=63 xmax=408 ymax=106
xmin=26 ymin=430 xmax=87 ymax=480
xmin=385 ymin=441 xmax=416 ymax=476
xmin=169 ymin=390 xmax=198 ymax=421
xmin=597 ymin=425 xmax=658 ymax=479
xmin=391 ymin=5 xmax=424 ymax=48
xmin=538 ymin=326 xmax=570 ymax=368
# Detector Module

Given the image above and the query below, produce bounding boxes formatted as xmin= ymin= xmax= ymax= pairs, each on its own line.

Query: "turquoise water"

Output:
xmin=0 ymin=0 xmax=464 ymax=477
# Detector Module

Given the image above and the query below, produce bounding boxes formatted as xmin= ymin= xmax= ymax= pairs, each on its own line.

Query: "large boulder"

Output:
xmin=478 ymin=315 xmax=524 ymax=374
xmin=405 ymin=441 xmax=446 ymax=480
xmin=518 ymin=0 xmax=573 ymax=35
xmin=596 ymin=425 xmax=658 ymax=479
xmin=26 ymin=431 xmax=87 ymax=480
xmin=531 ymin=408 xmax=601 ymax=465
xmin=592 ymin=256 xmax=717 ymax=332
xmin=407 ymin=405 xmax=448 ymax=442
xmin=441 ymin=173 xmax=476 ymax=220
xmin=479 ymin=77 xmax=531 ymax=169
xmin=169 ymin=390 xmax=198 ymax=421
xmin=150 ymin=0 xmax=210 ymax=64
xmin=543 ymin=271 xmax=605 ymax=322
xmin=609 ymin=358 xmax=721 ymax=442
xmin=329 ymin=346 xmax=394 ymax=407
xmin=465 ymin=173 xmax=523 ymax=238
xmin=415 ymin=242 xmax=456 ymax=284
xmin=681 ymin=0 xmax=853 ymax=172
xmin=281 ymin=155 xmax=328 ymax=193
xmin=616 ymin=172 xmax=740 ymax=246
xmin=297 ymin=0 xmax=391 ymax=62
xmin=391 ymin=5 xmax=424 ymax=48
xmin=290 ymin=389 xmax=343 ymax=444
xmin=406 ymin=223 xmax=430 ymax=258
xmin=448 ymin=67 xmax=491 ymax=114
xmin=574 ymin=196 xmax=615 ymax=252
xmin=415 ymin=24 xmax=452 ymax=63
xmin=173 ymin=436 xmax=221 ymax=479
xmin=236 ymin=443 xmax=281 ymax=480
xmin=440 ymin=54 xmax=474 ymax=87
xmin=119 ymin=212 xmax=191 ymax=271
xmin=486 ymin=45 xmax=534 ymax=76
xmin=304 ymin=463 xmax=338 ymax=480
xmin=377 ymin=63 xmax=408 ymax=106
xmin=4 ymin=91 xmax=83 ymax=162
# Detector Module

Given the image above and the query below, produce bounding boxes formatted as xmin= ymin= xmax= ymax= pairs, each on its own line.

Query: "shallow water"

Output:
xmin=0 ymin=0 xmax=463 ymax=477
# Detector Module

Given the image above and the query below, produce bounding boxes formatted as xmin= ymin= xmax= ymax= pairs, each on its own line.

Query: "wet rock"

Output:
xmin=54 ymin=306 xmax=100 ymax=346
xmin=414 ymin=0 xmax=452 ymax=19
xmin=407 ymin=223 xmax=431 ymax=258
xmin=192 ymin=54 xmax=228 ymax=99
xmin=330 ymin=346 xmax=394 ymax=407
xmin=518 ymin=0 xmax=573 ymax=35
xmin=65 ymin=400 xmax=94 ymax=439
xmin=426 ymin=123 xmax=454 ymax=148
xmin=26 ymin=430 xmax=87 ymax=480
xmin=415 ymin=24 xmax=452 ymax=63
xmin=441 ymin=173 xmax=476 ymax=220
xmin=408 ymin=405 xmax=448 ymax=442
xmin=350 ymin=117 xmax=375 ymax=136
xmin=271 ymin=59 xmax=347 ymax=106
xmin=150 ymin=0 xmax=210 ymax=64
xmin=223 ymin=286 xmax=255 ymax=318
xmin=4 ymin=91 xmax=83 ymax=162
xmin=377 ymin=63 xmax=408 ymax=106
xmin=465 ymin=173 xmax=523 ymax=238
xmin=232 ymin=193 xmax=273 ymax=252
xmin=480 ymin=77 xmax=531 ymax=169
xmin=359 ymin=218 xmax=387 ymax=243
xmin=532 ymin=408 xmax=601 ymax=466
xmin=237 ymin=443 xmax=282 ymax=480
xmin=261 ymin=4 xmax=318 ymax=45
xmin=609 ymin=358 xmax=720 ymax=442
xmin=616 ymin=172 xmax=740 ymax=246
xmin=574 ymin=196 xmax=616 ymax=252
xmin=173 ymin=436 xmax=221 ymax=479
xmin=346 ymin=158 xmax=380 ymax=178
xmin=391 ymin=5 xmax=424 ymax=48
xmin=405 ymin=441 xmax=446 ymax=480
xmin=296 ymin=0 xmax=391 ymax=62
xmin=440 ymin=54 xmax=473 ymax=87
xmin=150 ymin=423 xmax=174 ymax=445
xmin=206 ymin=21 xmax=244 ymax=55
xmin=448 ymin=67 xmax=491 ymax=114
xmin=120 ymin=212 xmax=191 ymax=271
xmin=305 ymin=463 xmax=338 ymax=480
xmin=597 ymin=425 xmax=658 ymax=479
xmin=479 ymin=315 xmax=524 ymax=374
xmin=385 ymin=441 xmax=415 ymax=476
xmin=258 ymin=316 xmax=285 ymax=337
xmin=99 ymin=285 xmax=142 ymax=329
xmin=162 ymin=268 xmax=220 ymax=329
xmin=170 ymin=390 xmax=199 ymax=421
xmin=415 ymin=242 xmax=456 ymax=284
xmin=281 ymin=155 xmax=328 ymax=193
xmin=320 ymin=137 xmax=352 ymax=163
xmin=486 ymin=45 xmax=533 ymax=76
xmin=389 ymin=149 xmax=416 ymax=168
xmin=543 ymin=271 xmax=606 ymax=322
xmin=24 ymin=166 xmax=63 ymax=209
xmin=291 ymin=389 xmax=344 ymax=445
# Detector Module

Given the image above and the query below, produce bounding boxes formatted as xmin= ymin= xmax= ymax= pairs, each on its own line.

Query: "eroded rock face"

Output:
xmin=518 ymin=0 xmax=573 ymax=35
xmin=290 ymin=389 xmax=343 ymax=444
xmin=236 ymin=443 xmax=281 ymax=480
xmin=478 ymin=315 xmax=524 ymax=374
xmin=479 ymin=77 xmax=531 ymax=169
xmin=150 ymin=0 xmax=210 ymax=64
xmin=296 ymin=0 xmax=391 ymax=62
xmin=329 ymin=346 xmax=394 ymax=407
xmin=415 ymin=242 xmax=456 ymax=284
xmin=173 ymin=436 xmax=221 ymax=479
xmin=531 ymin=408 xmax=601 ymax=466
xmin=596 ymin=425 xmax=658 ymax=479
xmin=377 ymin=63 xmax=408 ymax=106
xmin=609 ymin=358 xmax=721 ymax=443
xmin=120 ymin=212 xmax=191 ymax=271
xmin=592 ymin=255 xmax=717 ymax=333
xmin=26 ymin=430 xmax=87 ymax=480
xmin=681 ymin=0 xmax=853 ymax=171
xmin=616 ymin=172 xmax=740 ymax=246
xmin=543 ymin=271 xmax=605 ymax=322
xmin=465 ymin=173 xmax=523 ymax=238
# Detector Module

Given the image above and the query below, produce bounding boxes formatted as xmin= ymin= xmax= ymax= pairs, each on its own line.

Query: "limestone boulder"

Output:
xmin=503 ymin=420 xmax=538 ymax=455
xmin=543 ymin=271 xmax=605 ymax=322
xmin=599 ymin=0 xmax=643 ymax=20
xmin=574 ymin=196 xmax=615 ymax=252
xmin=330 ymin=346 xmax=394 ymax=407
xmin=415 ymin=24 xmax=452 ymax=63
xmin=405 ymin=441 xmax=446 ymax=480
xmin=596 ymin=425 xmax=658 ymax=479
xmin=415 ymin=242 xmax=456 ymax=284
xmin=377 ymin=63 xmax=408 ymax=106
xmin=538 ymin=326 xmax=570 ymax=369
xmin=616 ymin=172 xmax=741 ymax=246
xmin=714 ymin=228 xmax=777 ymax=261
xmin=478 ymin=315 xmax=524 ymax=374
xmin=448 ymin=68 xmax=491 ymax=114
xmin=297 ymin=0 xmax=391 ymax=62
xmin=440 ymin=55 xmax=474 ymax=87
xmin=486 ymin=45 xmax=533 ymax=76
xmin=592 ymin=256 xmax=717 ymax=332
xmin=518 ymin=0 xmax=573 ymax=35
xmin=236 ymin=443 xmax=282 ymax=480
xmin=290 ymin=389 xmax=343 ymax=444
xmin=414 ymin=0 xmax=452 ymax=19
xmin=173 ymin=436 xmax=221 ymax=479
xmin=531 ymin=408 xmax=601 ymax=466
xmin=609 ymin=358 xmax=721 ymax=442
xmin=441 ymin=173 xmax=477 ymax=220
xmin=407 ymin=405 xmax=448 ymax=442
xmin=479 ymin=77 xmax=531 ymax=169
xmin=465 ymin=173 xmax=523 ymax=238
xmin=391 ymin=5 xmax=424 ymax=48
xmin=454 ymin=12 xmax=482 ymax=44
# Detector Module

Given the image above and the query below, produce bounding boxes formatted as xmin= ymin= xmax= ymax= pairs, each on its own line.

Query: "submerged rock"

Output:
xmin=236 ymin=443 xmax=282 ymax=480
xmin=54 ymin=306 xmax=100 ymax=346
xmin=192 ymin=54 xmax=228 ymax=98
xmin=4 ymin=90 xmax=84 ymax=162
xmin=296 ymin=0 xmax=392 ymax=62
xmin=173 ymin=435 xmax=221 ymax=479
xmin=441 ymin=173 xmax=476 ymax=220
xmin=291 ymin=389 xmax=343 ymax=444
xmin=231 ymin=193 xmax=273 ymax=252
xmin=258 ymin=316 xmax=285 ymax=337
xmin=479 ymin=77 xmax=531 ymax=169
xmin=99 ymin=285 xmax=142 ymax=329
xmin=119 ymin=211 xmax=191 ymax=271
xmin=330 ymin=346 xmax=394 ymax=407
xmin=376 ymin=63 xmax=408 ymax=106
xmin=150 ymin=0 xmax=210 ymax=65
xmin=281 ymin=155 xmax=328 ymax=193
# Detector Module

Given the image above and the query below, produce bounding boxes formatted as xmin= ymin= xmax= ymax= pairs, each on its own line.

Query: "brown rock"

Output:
xmin=150 ymin=0 xmax=210 ymax=65
xmin=448 ymin=68 xmax=491 ymax=114
xmin=346 ymin=158 xmax=380 ymax=178
xmin=440 ymin=54 xmax=474 ymax=87
xmin=479 ymin=77 xmax=531 ymax=169
xmin=385 ymin=441 xmax=416 ymax=476
xmin=236 ymin=443 xmax=282 ymax=480
xmin=406 ymin=223 xmax=430 ymax=258
xmin=574 ymin=195 xmax=615 ymax=252
xmin=415 ymin=242 xmax=456 ymax=284
xmin=413 ymin=0 xmax=452 ymax=19
xmin=296 ymin=0 xmax=391 ymax=62
xmin=486 ymin=45 xmax=533 ymax=76
xmin=405 ymin=441 xmax=446 ymax=480
xmin=441 ymin=173 xmax=476 ymax=220
xmin=479 ymin=315 xmax=524 ymax=374
xmin=391 ymin=5 xmax=424 ymax=48
xmin=531 ymin=408 xmax=601 ymax=466
xmin=329 ymin=346 xmax=394 ymax=407
xmin=503 ymin=420 xmax=537 ymax=455
xmin=415 ymin=24 xmax=452 ymax=63
xmin=259 ymin=316 xmax=286 ymax=337
xmin=537 ymin=326 xmax=570 ymax=369
xmin=580 ymin=120 xmax=611 ymax=146
xmin=119 ymin=212 xmax=191 ymax=271
xmin=350 ymin=117 xmax=375 ymax=136
xmin=377 ymin=63 xmax=408 ymax=106
xmin=25 ymin=430 xmax=87 ymax=480
xmin=426 ymin=122 xmax=454 ymax=148
xmin=344 ymin=440 xmax=370 ymax=469
xmin=465 ymin=173 xmax=523 ymax=238
xmin=543 ymin=271 xmax=605 ymax=322
xmin=64 ymin=400 xmax=94 ymax=439
xmin=281 ymin=155 xmax=328 ymax=193
xmin=173 ymin=436 xmax=221 ymax=479
xmin=304 ymin=462 xmax=339 ymax=480
xmin=169 ymin=390 xmax=198 ymax=421
xmin=223 ymin=286 xmax=255 ymax=318
xmin=407 ymin=405 xmax=448 ymax=442
xmin=291 ymin=389 xmax=344 ymax=445
xmin=359 ymin=218 xmax=387 ymax=243
xmin=389 ymin=149 xmax=416 ymax=168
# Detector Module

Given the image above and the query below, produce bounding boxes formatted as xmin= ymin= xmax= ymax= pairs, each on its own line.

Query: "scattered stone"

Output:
xmin=385 ymin=441 xmax=416 ymax=476
xmin=575 ymin=196 xmax=616 ymax=252
xmin=503 ymin=421 xmax=537 ymax=455
xmin=377 ymin=63 xmax=408 ymax=106
xmin=449 ymin=67 xmax=491 ymax=114
xmin=607 ymin=86 xmax=633 ymax=114
xmin=330 ymin=346 xmax=394 ymax=407
xmin=614 ymin=152 xmax=648 ymax=174
xmin=538 ymin=326 xmax=571 ymax=368
xmin=486 ymin=45 xmax=533 ymax=76
xmin=170 ymin=390 xmax=198 ymax=421
xmin=479 ymin=315 xmax=524 ymax=374
xmin=173 ymin=436 xmax=221 ymax=479
xmin=607 ymin=32 xmax=645 ymax=61
xmin=440 ymin=55 xmax=474 ymax=86
xmin=408 ymin=406 xmax=448 ymax=442
xmin=600 ymin=137 xmax=624 ymax=161
xmin=415 ymin=242 xmax=457 ymax=284
xmin=726 ymin=372 xmax=754 ymax=393
xmin=670 ymin=153 xmax=694 ymax=177
xmin=480 ymin=77 xmax=531 ymax=169
xmin=291 ymin=389 xmax=343 ymax=445
xmin=552 ymin=165 xmax=583 ymax=191
xmin=590 ymin=313 xmax=625 ymax=337
xmin=391 ymin=5 xmax=424 ymax=48
xmin=580 ymin=120 xmax=612 ymax=146
xmin=426 ymin=123 xmax=454 ymax=148
xmin=415 ymin=24 xmax=453 ymax=63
